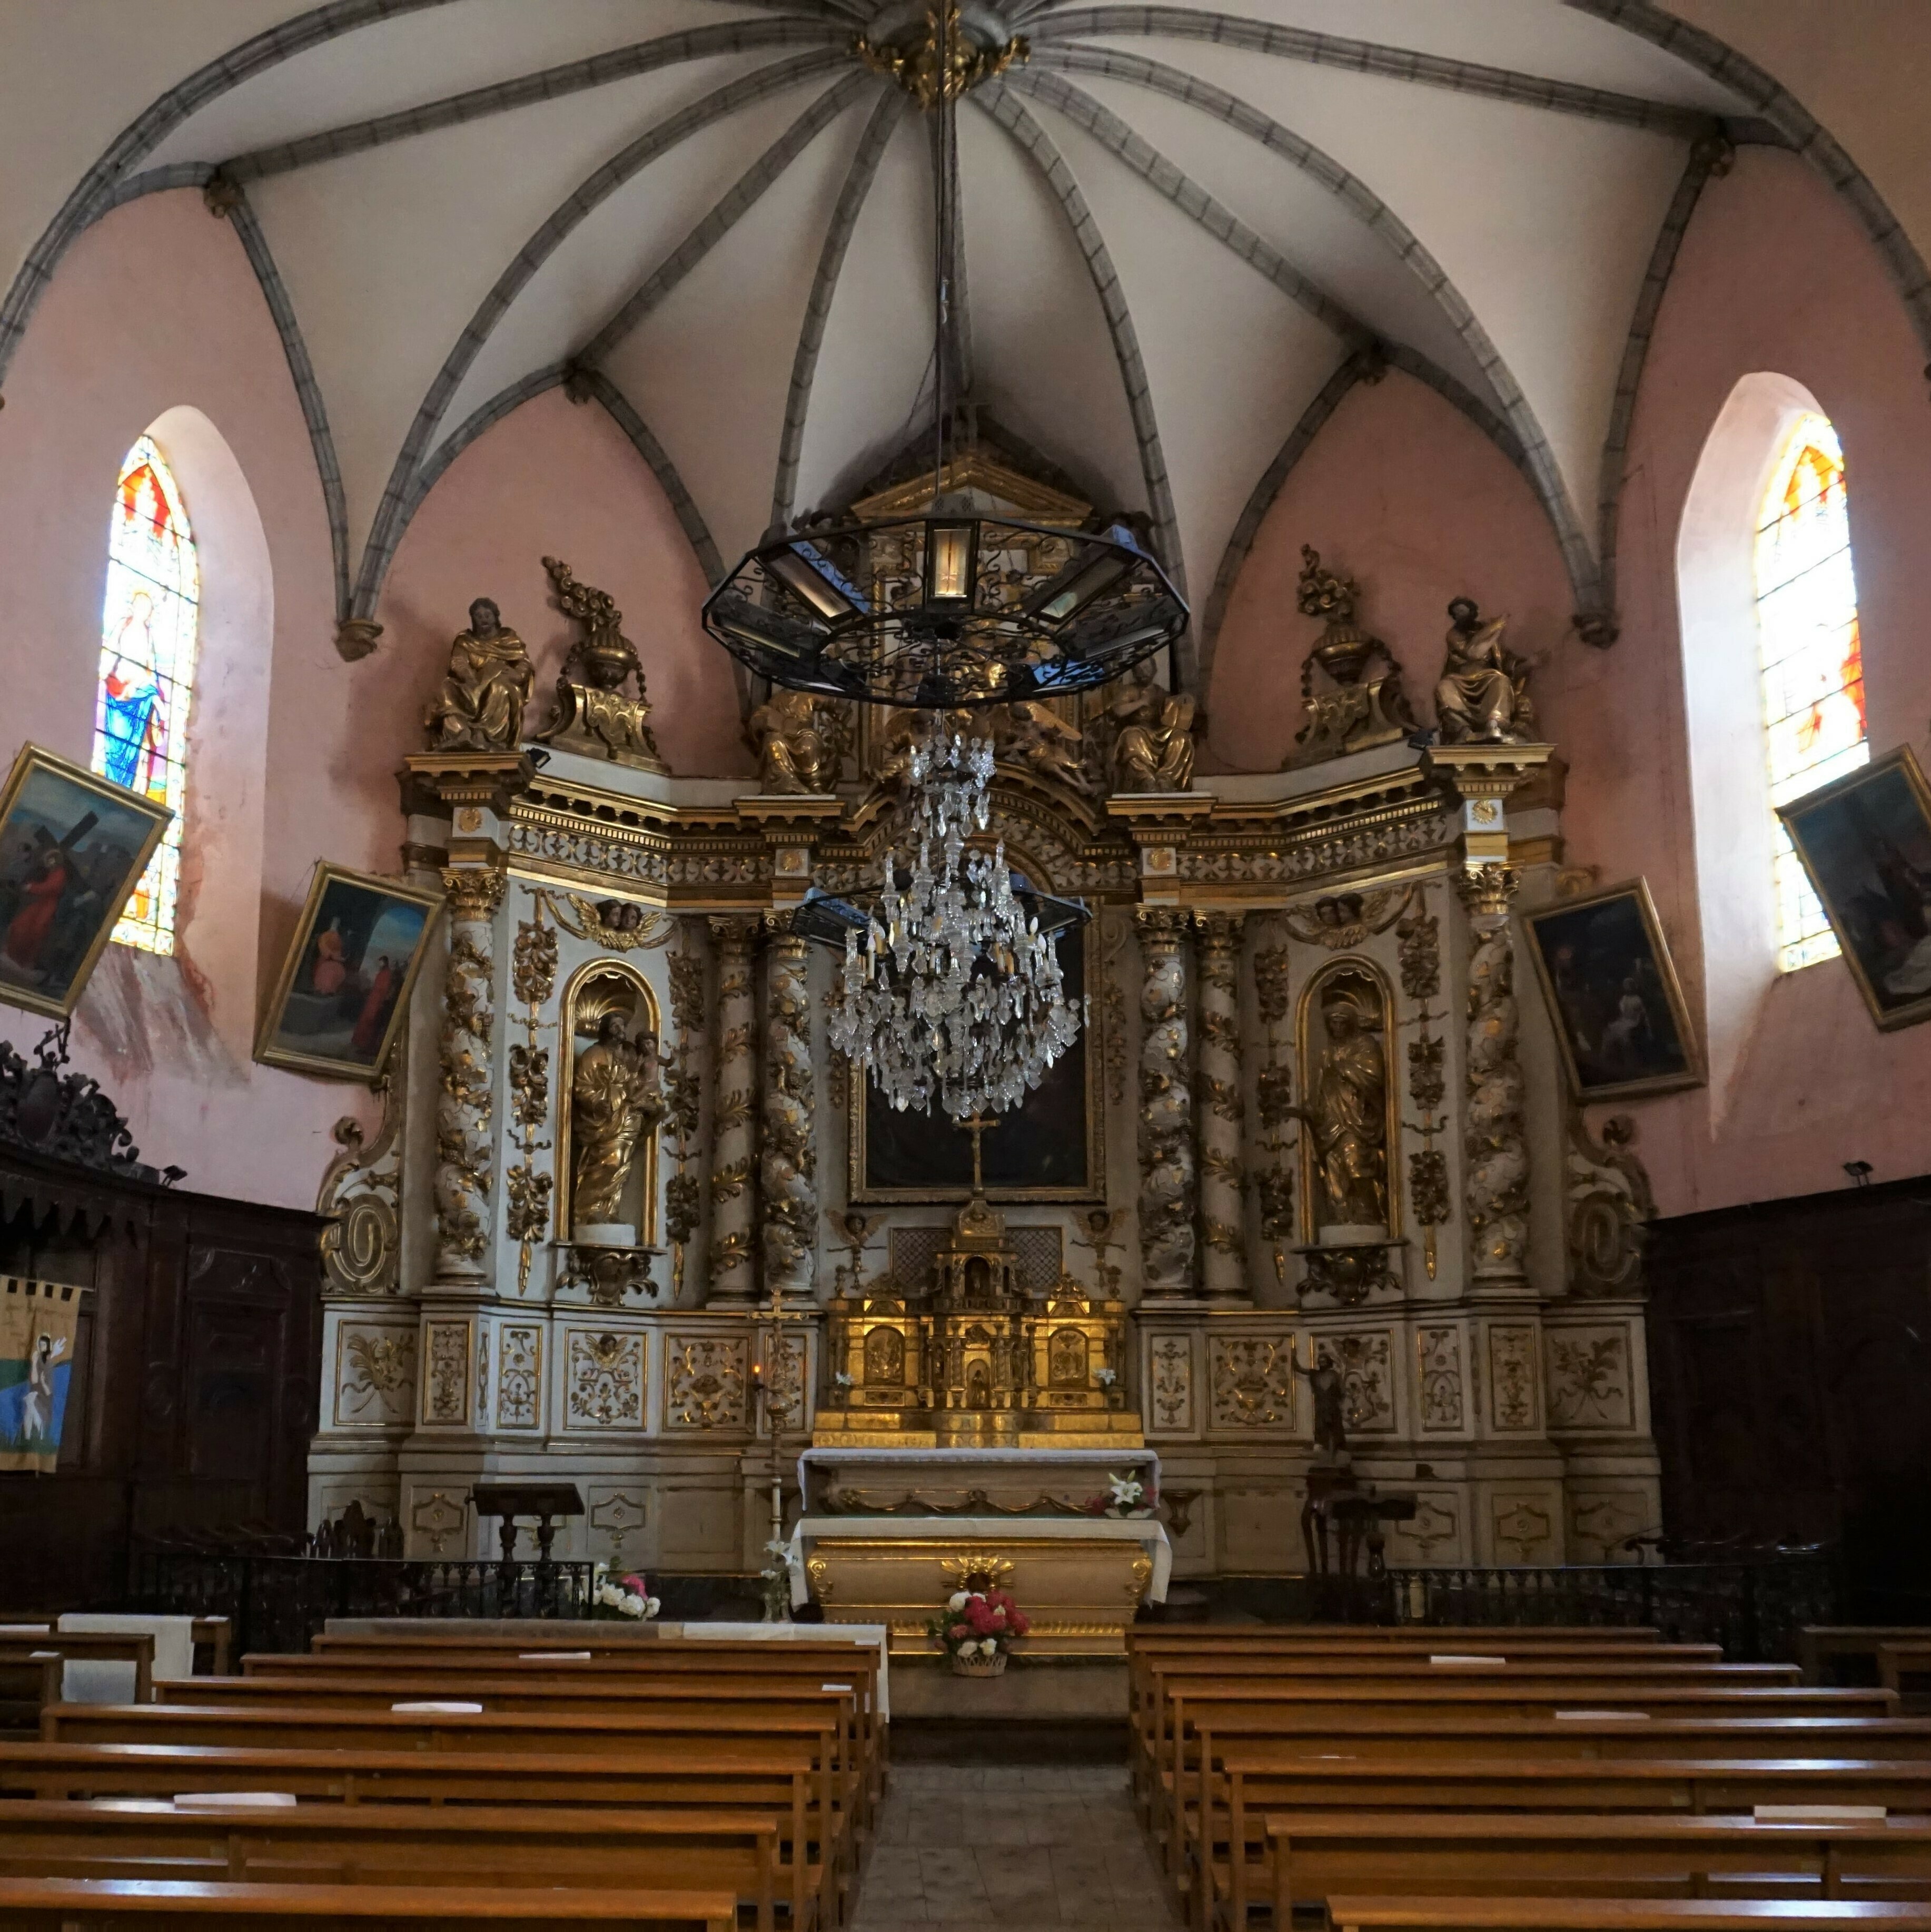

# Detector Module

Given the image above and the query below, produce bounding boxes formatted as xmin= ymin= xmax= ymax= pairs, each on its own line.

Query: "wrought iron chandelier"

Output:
xmin=798 ymin=724 xmax=1087 ymax=1120
xmin=699 ymin=0 xmax=1187 ymax=710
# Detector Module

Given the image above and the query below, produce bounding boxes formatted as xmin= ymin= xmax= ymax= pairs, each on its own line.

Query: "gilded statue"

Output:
xmin=1108 ymin=659 xmax=1196 ymax=792
xmin=1285 ymin=545 xmax=1413 ymax=768
xmin=749 ymin=688 xmax=837 ymax=794
xmin=1434 ymin=597 xmax=1535 ymax=744
xmin=999 ymin=699 xmax=1089 ymax=793
xmin=569 ymin=1012 xmax=666 ymax=1230
xmin=536 ymin=556 xmax=665 ymax=771
xmin=422 ymin=597 xmax=534 ymax=752
xmin=1285 ymin=984 xmax=1389 ymax=1232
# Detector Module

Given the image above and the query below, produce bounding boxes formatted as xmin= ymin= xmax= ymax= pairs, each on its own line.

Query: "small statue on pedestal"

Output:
xmin=1434 ymin=596 xmax=1536 ymax=744
xmin=1107 ymin=659 xmax=1197 ymax=792
xmin=422 ymin=597 xmax=534 ymax=752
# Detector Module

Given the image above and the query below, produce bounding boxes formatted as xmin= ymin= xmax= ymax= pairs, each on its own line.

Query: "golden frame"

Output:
xmin=255 ymin=861 xmax=443 ymax=1082
xmin=1779 ymin=743 xmax=1931 ymax=1033
xmin=554 ymin=956 xmax=662 ymax=1242
xmin=848 ymin=835 xmax=1105 ymax=1205
xmin=0 ymin=742 xmax=172 ymax=1021
xmin=1523 ymin=876 xmax=1705 ymax=1100
xmin=1295 ymin=955 xmax=1402 ymax=1245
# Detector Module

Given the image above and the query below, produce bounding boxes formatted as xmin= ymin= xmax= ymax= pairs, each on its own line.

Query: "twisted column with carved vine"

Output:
xmin=707 ymin=916 xmax=759 ymax=1307
xmin=1250 ymin=935 xmax=1294 ymax=1284
xmin=1194 ymin=911 xmax=1247 ymax=1302
xmin=1457 ymin=866 xmax=1528 ymax=1285
xmin=1136 ymin=909 xmax=1196 ymax=1302
xmin=433 ymin=868 xmax=504 ymax=1282
xmin=503 ymin=904 xmax=557 ymax=1297
xmin=662 ymin=929 xmax=707 ymax=1305
xmin=761 ymin=926 xmax=817 ymax=1304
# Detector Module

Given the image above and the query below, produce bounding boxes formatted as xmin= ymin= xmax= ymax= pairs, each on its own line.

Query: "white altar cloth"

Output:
xmin=785 ymin=1514 xmax=1172 ymax=1611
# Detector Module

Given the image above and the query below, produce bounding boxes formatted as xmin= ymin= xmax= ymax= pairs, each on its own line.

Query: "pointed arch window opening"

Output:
xmin=1755 ymin=412 xmax=1866 ymax=973
xmin=92 ymin=434 xmax=199 ymax=954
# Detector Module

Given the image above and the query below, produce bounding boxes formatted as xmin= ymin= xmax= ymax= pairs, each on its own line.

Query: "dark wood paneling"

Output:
xmin=0 ymin=1145 xmax=323 ymax=1610
xmin=1648 ymin=1175 xmax=1931 ymax=1614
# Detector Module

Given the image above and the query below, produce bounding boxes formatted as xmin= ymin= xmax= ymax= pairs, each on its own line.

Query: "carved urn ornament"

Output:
xmin=1284 ymin=546 xmax=1415 ymax=769
xmin=536 ymin=555 xmax=667 ymax=772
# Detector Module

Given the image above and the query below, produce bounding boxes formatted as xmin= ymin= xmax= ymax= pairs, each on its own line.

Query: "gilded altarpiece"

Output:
xmin=309 ymin=603 xmax=1658 ymax=1580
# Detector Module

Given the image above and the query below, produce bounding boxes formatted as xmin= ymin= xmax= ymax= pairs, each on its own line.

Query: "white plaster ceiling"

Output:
xmin=4 ymin=0 xmax=1853 ymax=650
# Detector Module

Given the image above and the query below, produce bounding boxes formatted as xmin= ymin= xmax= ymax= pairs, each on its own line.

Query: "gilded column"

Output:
xmin=761 ymin=927 xmax=818 ymax=1304
xmin=1194 ymin=911 xmax=1247 ymax=1303
xmin=1457 ymin=866 xmax=1528 ymax=1285
xmin=707 ymin=915 xmax=759 ymax=1307
xmin=432 ymin=867 xmax=504 ymax=1283
xmin=1136 ymin=909 xmax=1196 ymax=1302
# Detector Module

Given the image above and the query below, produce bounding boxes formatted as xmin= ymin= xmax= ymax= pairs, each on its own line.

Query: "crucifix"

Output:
xmin=958 ymin=1111 xmax=998 ymax=1191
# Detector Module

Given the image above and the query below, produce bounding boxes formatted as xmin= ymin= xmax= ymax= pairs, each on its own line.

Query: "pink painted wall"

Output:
xmin=375 ymin=387 xmax=752 ymax=783
xmin=1207 ymin=372 xmax=1575 ymax=775
xmin=1548 ymin=147 xmax=1931 ymax=1215
xmin=0 ymin=190 xmax=745 ymax=1210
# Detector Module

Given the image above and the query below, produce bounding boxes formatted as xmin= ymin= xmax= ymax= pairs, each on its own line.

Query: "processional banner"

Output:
xmin=0 ymin=1277 xmax=83 ymax=1472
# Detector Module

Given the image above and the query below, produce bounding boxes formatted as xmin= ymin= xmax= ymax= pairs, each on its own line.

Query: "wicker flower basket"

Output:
xmin=948 ymin=1650 xmax=1008 ymax=1679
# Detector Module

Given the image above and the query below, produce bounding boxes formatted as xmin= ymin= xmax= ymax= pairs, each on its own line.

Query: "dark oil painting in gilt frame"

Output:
xmin=1524 ymin=878 xmax=1704 ymax=1101
xmin=256 ymin=862 xmax=442 ymax=1081
xmin=851 ymin=914 xmax=1102 ymax=1202
xmin=1779 ymin=744 xmax=1931 ymax=1032
xmin=0 ymin=743 xmax=171 ymax=1021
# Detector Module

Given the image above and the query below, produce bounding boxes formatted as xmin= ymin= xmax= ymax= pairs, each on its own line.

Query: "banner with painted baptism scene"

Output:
xmin=0 ymin=1278 xmax=82 ymax=1473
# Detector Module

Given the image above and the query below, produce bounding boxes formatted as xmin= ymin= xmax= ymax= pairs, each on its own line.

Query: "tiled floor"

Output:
xmin=850 ymin=1762 xmax=1184 ymax=1930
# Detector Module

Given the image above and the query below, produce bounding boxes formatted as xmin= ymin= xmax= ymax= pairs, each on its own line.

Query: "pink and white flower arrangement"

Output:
xmin=928 ymin=1584 xmax=1030 ymax=1664
xmin=590 ymin=1563 xmax=660 ymax=1620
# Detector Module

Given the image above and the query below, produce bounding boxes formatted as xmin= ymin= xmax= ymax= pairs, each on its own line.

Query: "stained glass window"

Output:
xmin=91 ymin=435 xmax=198 ymax=953
xmin=1755 ymin=412 xmax=1866 ymax=972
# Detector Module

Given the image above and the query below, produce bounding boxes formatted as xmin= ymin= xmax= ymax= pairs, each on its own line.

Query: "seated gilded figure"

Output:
xmin=1434 ymin=597 xmax=1536 ymax=744
xmin=1107 ymin=658 xmax=1196 ymax=793
xmin=422 ymin=597 xmax=534 ymax=752
xmin=748 ymin=688 xmax=837 ymax=794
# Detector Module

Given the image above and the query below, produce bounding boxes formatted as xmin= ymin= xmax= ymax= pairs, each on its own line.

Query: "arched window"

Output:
xmin=92 ymin=435 xmax=199 ymax=953
xmin=1755 ymin=412 xmax=1867 ymax=971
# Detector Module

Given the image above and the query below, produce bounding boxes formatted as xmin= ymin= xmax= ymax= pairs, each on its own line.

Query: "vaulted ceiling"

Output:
xmin=3 ymin=0 xmax=1919 ymax=681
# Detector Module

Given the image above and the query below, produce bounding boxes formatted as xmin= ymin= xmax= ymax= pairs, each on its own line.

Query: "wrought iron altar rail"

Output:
xmin=128 ymin=1550 xmax=597 ymax=1658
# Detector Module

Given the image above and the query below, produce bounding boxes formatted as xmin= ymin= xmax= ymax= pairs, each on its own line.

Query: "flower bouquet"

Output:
xmin=589 ymin=1562 xmax=661 ymax=1621
xmin=1083 ymin=1470 xmax=1157 ymax=1519
xmin=928 ymin=1583 xmax=1029 ymax=1677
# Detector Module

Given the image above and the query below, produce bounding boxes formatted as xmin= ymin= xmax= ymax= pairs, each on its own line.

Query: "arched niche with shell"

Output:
xmin=556 ymin=957 xmax=662 ymax=1245
xmin=1294 ymin=957 xmax=1401 ymax=1248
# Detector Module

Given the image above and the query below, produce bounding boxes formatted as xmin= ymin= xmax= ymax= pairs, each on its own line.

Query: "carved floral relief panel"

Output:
xmin=497 ymin=1325 xmax=543 ymax=1431
xmin=566 ymin=1329 xmax=645 ymax=1429
xmin=1209 ymin=1335 xmax=1298 ymax=1433
xmin=334 ymin=1323 xmax=415 ymax=1428
xmin=1546 ymin=1325 xmax=1634 ymax=1431
xmin=1490 ymin=1493 xmax=1560 ymax=1563
xmin=409 ymin=1485 xmax=468 ymax=1556
xmin=1486 ymin=1324 xmax=1541 ymax=1433
xmin=666 ymin=1334 xmax=749 ymax=1431
xmin=759 ymin=1332 xmax=809 ymax=1435
xmin=1569 ymin=1488 xmax=1655 ymax=1562
xmin=1145 ymin=1333 xmax=1195 ymax=1437
xmin=1415 ymin=1326 xmax=1464 ymax=1433
xmin=1328 ymin=1329 xmax=1397 ymax=1434
xmin=1386 ymin=1490 xmax=1463 ymax=1565
xmin=588 ymin=1486 xmax=649 ymax=1564
xmin=420 ymin=1319 xmax=472 ymax=1427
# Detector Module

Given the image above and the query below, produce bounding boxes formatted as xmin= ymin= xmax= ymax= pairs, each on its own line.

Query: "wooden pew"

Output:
xmin=0 ymin=1621 xmax=230 ymax=1678
xmin=0 ymin=1741 xmax=826 ymax=1929
xmin=0 ymin=1636 xmax=154 ymax=1706
xmin=1232 ymin=1812 xmax=1931 ymax=1932
xmin=1804 ymin=1631 xmax=1931 ymax=1687
xmin=0 ymin=1875 xmax=739 ymax=1927
xmin=1878 ymin=1649 xmax=1931 ymax=1699
xmin=1130 ymin=1627 xmax=1669 ymax=1644
xmin=0 ymin=1800 xmax=784 ymax=1932
xmin=1325 ymin=1899 xmax=1931 ymax=1932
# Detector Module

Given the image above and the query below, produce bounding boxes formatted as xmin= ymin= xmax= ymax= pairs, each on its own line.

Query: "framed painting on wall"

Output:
xmin=256 ymin=862 xmax=442 ymax=1081
xmin=1523 ymin=878 xmax=1704 ymax=1101
xmin=1779 ymin=744 xmax=1931 ymax=1032
xmin=0 ymin=742 xmax=172 ymax=1020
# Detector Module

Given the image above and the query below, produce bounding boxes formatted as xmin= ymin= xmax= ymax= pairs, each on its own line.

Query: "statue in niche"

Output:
xmin=422 ymin=597 xmax=534 ymax=752
xmin=748 ymin=688 xmax=838 ymax=794
xmin=1285 ymin=981 xmax=1390 ymax=1234
xmin=1434 ymin=596 xmax=1536 ymax=744
xmin=569 ymin=1011 xmax=665 ymax=1230
xmin=1107 ymin=658 xmax=1197 ymax=792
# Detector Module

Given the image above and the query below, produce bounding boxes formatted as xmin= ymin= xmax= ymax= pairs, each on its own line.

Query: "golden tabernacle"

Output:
xmin=815 ymin=1190 xmax=1142 ymax=1450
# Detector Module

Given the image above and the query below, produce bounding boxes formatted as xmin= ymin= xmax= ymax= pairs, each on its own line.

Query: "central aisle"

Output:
xmin=851 ymin=1761 xmax=1184 ymax=1930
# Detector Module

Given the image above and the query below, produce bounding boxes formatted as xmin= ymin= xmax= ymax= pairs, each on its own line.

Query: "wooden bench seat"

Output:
xmin=0 ymin=1799 xmax=786 ymax=1932
xmin=0 ymin=1875 xmax=737 ymax=1927
xmin=1324 ymin=1897 xmax=1931 ymax=1932
xmin=1226 ymin=1810 xmax=1931 ymax=1932
xmin=0 ymin=1637 xmax=155 ymax=1707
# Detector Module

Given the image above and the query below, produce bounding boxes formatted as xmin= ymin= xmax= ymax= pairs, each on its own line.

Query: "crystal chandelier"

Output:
xmin=812 ymin=724 xmax=1086 ymax=1120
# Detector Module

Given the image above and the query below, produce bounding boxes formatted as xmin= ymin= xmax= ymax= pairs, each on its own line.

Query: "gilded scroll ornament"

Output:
xmin=1108 ymin=660 xmax=1197 ymax=793
xmin=667 ymin=1335 xmax=749 ymax=1430
xmin=1211 ymin=1337 xmax=1296 ymax=1430
xmin=1434 ymin=597 xmax=1535 ymax=745
xmin=423 ymin=597 xmax=534 ymax=753
xmin=1566 ymin=1108 xmax=1655 ymax=1297
xmin=422 ymin=1320 xmax=469 ymax=1425
xmin=1417 ymin=1326 xmax=1464 ymax=1431
xmin=339 ymin=1327 xmax=414 ymax=1422
xmin=1150 ymin=1337 xmax=1193 ymax=1433
xmin=1136 ymin=911 xmax=1195 ymax=1298
xmin=567 ymin=1329 xmax=644 ymax=1428
xmin=1284 ymin=547 xmax=1414 ymax=768
xmin=534 ymin=556 xmax=666 ymax=772
xmin=317 ymin=1080 xmax=403 ymax=1296
xmin=1547 ymin=1332 xmax=1629 ymax=1428
xmin=497 ymin=1326 xmax=542 ymax=1429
